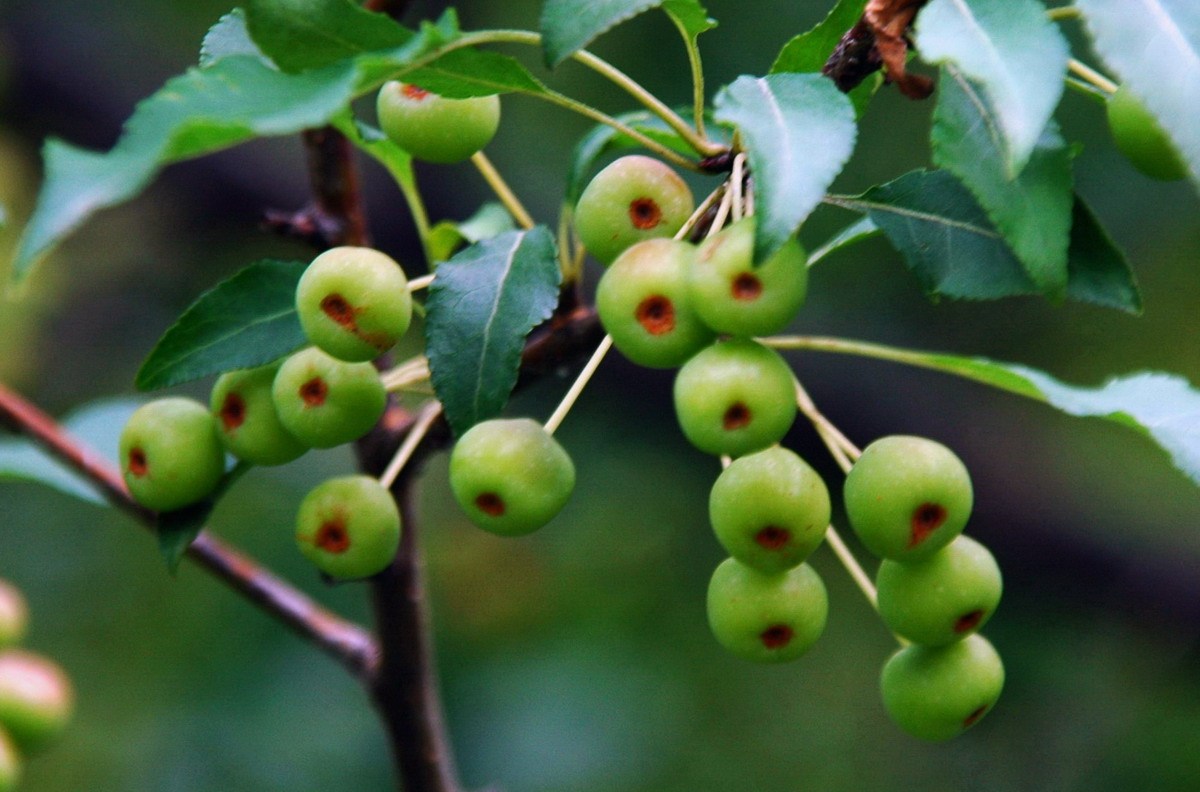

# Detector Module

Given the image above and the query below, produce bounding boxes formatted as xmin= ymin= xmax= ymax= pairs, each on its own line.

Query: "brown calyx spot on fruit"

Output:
xmin=128 ymin=448 xmax=148 ymax=477
xmin=908 ymin=502 xmax=947 ymax=547
xmin=754 ymin=525 xmax=791 ymax=550
xmin=628 ymin=197 xmax=662 ymax=230
xmin=731 ymin=272 xmax=763 ymax=301
xmin=962 ymin=705 xmax=988 ymax=728
xmin=475 ymin=492 xmax=506 ymax=517
xmin=954 ymin=609 xmax=984 ymax=634
xmin=635 ymin=295 xmax=676 ymax=335
xmin=723 ymin=402 xmax=752 ymax=431
xmin=299 ymin=377 xmax=329 ymax=407
xmin=402 ymin=84 xmax=430 ymax=100
xmin=760 ymin=624 xmax=794 ymax=649
xmin=320 ymin=294 xmax=360 ymax=330
xmin=219 ymin=393 xmax=247 ymax=431
xmin=314 ymin=517 xmax=351 ymax=554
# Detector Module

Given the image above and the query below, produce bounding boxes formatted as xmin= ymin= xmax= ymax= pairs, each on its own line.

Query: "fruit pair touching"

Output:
xmin=0 ymin=580 xmax=74 ymax=791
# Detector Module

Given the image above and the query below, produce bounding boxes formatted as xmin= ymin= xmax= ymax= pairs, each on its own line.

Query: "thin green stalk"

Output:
xmin=1068 ymin=57 xmax=1118 ymax=96
xmin=667 ymin=13 xmax=709 ymax=140
xmin=470 ymin=152 xmax=535 ymax=230
xmin=1046 ymin=5 xmax=1082 ymax=21
xmin=544 ymin=335 xmax=614 ymax=435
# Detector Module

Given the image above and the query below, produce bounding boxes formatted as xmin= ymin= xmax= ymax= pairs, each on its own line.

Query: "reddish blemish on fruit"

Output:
xmin=635 ymin=295 xmax=676 ymax=335
xmin=128 ymin=448 xmax=148 ymax=477
xmin=628 ymin=197 xmax=662 ymax=230
xmin=476 ymin=492 xmax=505 ymax=517
xmin=954 ymin=609 xmax=985 ymax=633
xmin=402 ymin=84 xmax=430 ymax=100
xmin=962 ymin=705 xmax=988 ymax=728
xmin=722 ymin=402 xmax=752 ymax=431
xmin=731 ymin=272 xmax=763 ymax=301
xmin=909 ymin=502 xmax=948 ymax=547
xmin=314 ymin=519 xmax=351 ymax=554
xmin=219 ymin=393 xmax=246 ymax=431
xmin=760 ymin=624 xmax=794 ymax=649
xmin=300 ymin=377 xmax=328 ymax=407
xmin=320 ymin=294 xmax=358 ymax=329
xmin=754 ymin=525 xmax=791 ymax=550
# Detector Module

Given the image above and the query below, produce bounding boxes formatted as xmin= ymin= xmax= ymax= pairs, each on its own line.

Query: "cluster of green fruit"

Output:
xmin=0 ymin=581 xmax=73 ymax=791
xmin=574 ymin=153 xmax=1004 ymax=740
xmin=120 ymin=246 xmax=412 ymax=580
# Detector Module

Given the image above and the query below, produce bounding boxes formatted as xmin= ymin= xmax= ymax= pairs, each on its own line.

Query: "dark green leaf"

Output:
xmin=135 ymin=260 xmax=308 ymax=391
xmin=243 ymin=0 xmax=413 ymax=73
xmin=932 ymin=66 xmax=1074 ymax=296
xmin=828 ymin=169 xmax=1036 ymax=299
xmin=805 ymin=338 xmax=1200 ymax=487
xmin=425 ymin=228 xmax=562 ymax=436
xmin=1064 ymin=196 xmax=1141 ymax=314
xmin=157 ymin=462 xmax=249 ymax=574
xmin=771 ymin=0 xmax=866 ymax=74
xmin=661 ymin=0 xmax=717 ymax=40
xmin=428 ymin=203 xmax=519 ymax=263
xmin=914 ymin=0 xmax=1068 ymax=176
xmin=541 ymin=0 xmax=663 ymax=67
xmin=339 ymin=115 xmax=416 ymax=194
xmin=199 ymin=9 xmax=271 ymax=68
xmin=404 ymin=48 xmax=547 ymax=98
xmin=714 ymin=73 xmax=856 ymax=263
xmin=1077 ymin=0 xmax=1200 ymax=188
xmin=0 ymin=398 xmax=141 ymax=505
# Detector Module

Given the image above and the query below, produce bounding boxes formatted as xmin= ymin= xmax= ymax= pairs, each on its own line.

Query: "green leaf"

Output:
xmin=540 ymin=0 xmax=663 ymax=67
xmin=1077 ymin=0 xmax=1200 ymax=188
xmin=801 ymin=338 xmax=1200 ymax=487
xmin=932 ymin=66 xmax=1074 ymax=296
xmin=425 ymin=228 xmax=562 ymax=436
xmin=714 ymin=73 xmax=856 ymax=263
xmin=135 ymin=260 xmax=308 ymax=391
xmin=806 ymin=216 xmax=880 ymax=268
xmin=827 ymin=170 xmax=1140 ymax=311
xmin=339 ymin=115 xmax=417 ymax=194
xmin=157 ymin=462 xmax=249 ymax=574
xmin=771 ymin=0 xmax=866 ymax=74
xmin=243 ymin=0 xmax=413 ymax=73
xmin=403 ymin=48 xmax=547 ymax=98
xmin=428 ymin=203 xmax=519 ymax=263
xmin=914 ymin=0 xmax=1068 ymax=176
xmin=661 ymin=0 xmax=717 ymax=40
xmin=1064 ymin=196 xmax=1141 ymax=314
xmin=0 ymin=398 xmax=142 ymax=505
xmin=199 ymin=9 xmax=271 ymax=68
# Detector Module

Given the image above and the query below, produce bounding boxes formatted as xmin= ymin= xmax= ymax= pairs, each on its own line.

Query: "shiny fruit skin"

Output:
xmin=377 ymin=81 xmax=500 ymax=164
xmin=295 ymin=476 xmax=401 ymax=579
xmin=211 ymin=364 xmax=308 ymax=466
xmin=706 ymin=558 xmax=828 ymax=663
xmin=119 ymin=398 xmax=227 ymax=512
xmin=0 ymin=650 xmax=73 ymax=755
xmin=271 ymin=347 xmax=387 ymax=449
xmin=880 ymin=634 xmax=1004 ymax=741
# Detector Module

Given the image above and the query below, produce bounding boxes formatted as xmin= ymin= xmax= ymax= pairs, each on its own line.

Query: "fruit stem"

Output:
xmin=544 ymin=334 xmax=614 ymax=435
xmin=1067 ymin=58 xmax=1117 ymax=96
xmin=665 ymin=10 xmax=709 ymax=140
xmin=408 ymin=274 xmax=435 ymax=292
xmin=379 ymin=402 xmax=444 ymax=490
xmin=707 ymin=185 xmax=734 ymax=239
xmin=470 ymin=152 xmax=536 ymax=230
xmin=381 ymin=357 xmax=432 ymax=392
xmin=731 ymin=153 xmax=746 ymax=222
xmin=1046 ymin=5 xmax=1082 ymax=21
xmin=676 ymin=183 xmax=726 ymax=240
xmin=792 ymin=377 xmax=862 ymax=464
xmin=824 ymin=525 xmax=880 ymax=610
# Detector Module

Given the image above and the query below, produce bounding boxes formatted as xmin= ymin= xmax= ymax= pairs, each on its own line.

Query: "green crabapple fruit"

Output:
xmin=709 ymin=447 xmax=830 ymax=573
xmin=448 ymin=418 xmax=575 ymax=536
xmin=880 ymin=634 xmax=1004 ymax=741
xmin=843 ymin=435 xmax=973 ymax=562
xmin=272 ymin=347 xmax=387 ymax=449
xmin=688 ymin=216 xmax=808 ymax=337
xmin=595 ymin=238 xmax=715 ymax=368
xmin=376 ymin=81 xmax=500 ymax=164
xmin=0 ymin=729 xmax=17 ymax=792
xmin=1106 ymin=84 xmax=1188 ymax=182
xmin=0 ymin=583 xmax=26 ymax=651
xmin=0 ymin=650 xmax=73 ymax=754
xmin=706 ymin=557 xmax=827 ymax=663
xmin=119 ymin=398 xmax=227 ymax=512
xmin=211 ymin=364 xmax=308 ymax=466
xmin=295 ymin=476 xmax=401 ymax=580
xmin=574 ymin=155 xmax=695 ymax=265
xmin=673 ymin=339 xmax=797 ymax=457
xmin=296 ymin=246 xmax=413 ymax=363
xmin=876 ymin=534 xmax=1002 ymax=646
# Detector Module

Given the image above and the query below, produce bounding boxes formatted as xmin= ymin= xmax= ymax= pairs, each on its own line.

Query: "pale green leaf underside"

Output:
xmin=425 ymin=228 xmax=562 ymax=436
xmin=540 ymin=0 xmax=663 ymax=67
xmin=0 ymin=398 xmax=141 ymax=505
xmin=915 ymin=0 xmax=1068 ymax=176
xmin=714 ymin=73 xmax=856 ymax=263
xmin=1077 ymin=0 xmax=1200 ymax=190
xmin=135 ymin=260 xmax=308 ymax=390
xmin=199 ymin=9 xmax=271 ymax=67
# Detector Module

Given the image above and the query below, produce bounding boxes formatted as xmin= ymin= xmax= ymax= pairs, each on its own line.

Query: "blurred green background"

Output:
xmin=2 ymin=0 xmax=1200 ymax=789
